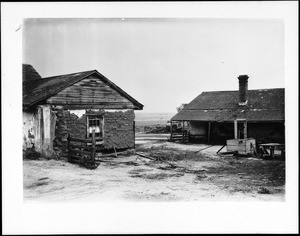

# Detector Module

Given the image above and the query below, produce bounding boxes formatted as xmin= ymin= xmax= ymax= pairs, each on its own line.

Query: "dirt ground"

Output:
xmin=23 ymin=133 xmax=285 ymax=202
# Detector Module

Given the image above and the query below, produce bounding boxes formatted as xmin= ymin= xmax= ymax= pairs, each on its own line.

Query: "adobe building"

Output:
xmin=23 ymin=64 xmax=143 ymax=158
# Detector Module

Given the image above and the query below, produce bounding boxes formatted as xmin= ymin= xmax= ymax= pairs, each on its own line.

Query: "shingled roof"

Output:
xmin=172 ymin=88 xmax=285 ymax=122
xmin=23 ymin=66 xmax=143 ymax=110
xmin=23 ymin=64 xmax=42 ymax=81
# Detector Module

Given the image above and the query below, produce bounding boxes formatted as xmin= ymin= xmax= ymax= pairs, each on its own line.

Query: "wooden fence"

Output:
xmin=67 ymin=130 xmax=99 ymax=169
xmin=170 ymin=130 xmax=190 ymax=143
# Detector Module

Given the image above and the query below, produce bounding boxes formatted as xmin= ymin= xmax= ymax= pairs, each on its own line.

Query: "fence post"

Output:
xmin=67 ymin=133 xmax=70 ymax=162
xmin=133 ymin=121 xmax=135 ymax=149
xmin=170 ymin=120 xmax=173 ymax=141
xmin=91 ymin=130 xmax=96 ymax=165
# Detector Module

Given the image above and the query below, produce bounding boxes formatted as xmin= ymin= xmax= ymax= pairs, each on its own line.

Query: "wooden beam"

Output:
xmin=170 ymin=120 xmax=173 ymax=140
xmin=91 ymin=130 xmax=96 ymax=163
xmin=133 ymin=120 xmax=135 ymax=149
xmin=207 ymin=122 xmax=211 ymax=144
xmin=48 ymin=104 xmax=135 ymax=110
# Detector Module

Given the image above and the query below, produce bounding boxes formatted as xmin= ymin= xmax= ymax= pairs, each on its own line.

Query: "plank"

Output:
xmin=53 ymin=104 xmax=135 ymax=110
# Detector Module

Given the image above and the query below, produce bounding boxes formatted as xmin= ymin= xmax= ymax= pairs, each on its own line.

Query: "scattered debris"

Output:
xmin=79 ymin=162 xmax=99 ymax=170
xmin=258 ymin=187 xmax=271 ymax=194
xmin=113 ymin=146 xmax=118 ymax=157
xmin=136 ymin=152 xmax=205 ymax=174
xmin=121 ymin=161 xmax=140 ymax=166
xmin=219 ymin=151 xmax=237 ymax=155
xmin=144 ymin=125 xmax=168 ymax=134
xmin=135 ymin=152 xmax=156 ymax=161
xmin=157 ymin=165 xmax=177 ymax=171
xmin=23 ymin=147 xmax=41 ymax=160
xmin=131 ymin=172 xmax=184 ymax=180
xmin=196 ymin=174 xmax=208 ymax=181
xmin=38 ymin=177 xmax=49 ymax=181
xmin=23 ymin=133 xmax=285 ymax=201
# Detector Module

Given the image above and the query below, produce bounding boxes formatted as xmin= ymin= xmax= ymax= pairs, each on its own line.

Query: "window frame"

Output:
xmin=86 ymin=114 xmax=104 ymax=140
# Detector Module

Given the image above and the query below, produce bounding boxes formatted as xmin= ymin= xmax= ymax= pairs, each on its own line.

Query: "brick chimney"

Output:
xmin=238 ymin=75 xmax=248 ymax=105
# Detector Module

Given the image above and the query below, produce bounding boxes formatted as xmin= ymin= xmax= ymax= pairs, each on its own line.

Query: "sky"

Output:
xmin=23 ymin=18 xmax=284 ymax=113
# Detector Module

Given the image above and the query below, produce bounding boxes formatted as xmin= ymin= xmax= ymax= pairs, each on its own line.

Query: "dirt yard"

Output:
xmin=23 ymin=133 xmax=285 ymax=202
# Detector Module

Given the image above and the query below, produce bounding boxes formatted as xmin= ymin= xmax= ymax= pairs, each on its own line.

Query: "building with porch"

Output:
xmin=171 ymin=75 xmax=285 ymax=145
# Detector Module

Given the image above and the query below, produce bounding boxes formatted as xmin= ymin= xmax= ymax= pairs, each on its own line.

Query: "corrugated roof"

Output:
xmin=23 ymin=68 xmax=143 ymax=110
xmin=172 ymin=89 xmax=284 ymax=122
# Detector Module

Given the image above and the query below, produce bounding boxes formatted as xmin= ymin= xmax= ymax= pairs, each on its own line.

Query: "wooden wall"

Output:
xmin=46 ymin=75 xmax=135 ymax=110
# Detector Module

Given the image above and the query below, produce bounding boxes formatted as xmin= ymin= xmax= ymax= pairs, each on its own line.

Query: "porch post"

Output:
xmin=234 ymin=119 xmax=238 ymax=139
xmin=133 ymin=120 xmax=135 ymax=149
xmin=207 ymin=122 xmax=211 ymax=144
xmin=244 ymin=120 xmax=247 ymax=139
xmin=170 ymin=120 xmax=173 ymax=140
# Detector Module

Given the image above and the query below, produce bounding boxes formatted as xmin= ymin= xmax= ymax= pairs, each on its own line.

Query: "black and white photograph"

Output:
xmin=22 ymin=17 xmax=286 ymax=202
xmin=2 ymin=2 xmax=298 ymax=234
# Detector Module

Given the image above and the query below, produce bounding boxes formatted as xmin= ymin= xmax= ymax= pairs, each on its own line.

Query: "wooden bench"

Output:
xmin=258 ymin=143 xmax=285 ymax=159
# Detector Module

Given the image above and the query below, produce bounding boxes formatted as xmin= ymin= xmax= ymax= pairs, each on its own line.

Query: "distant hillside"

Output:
xmin=135 ymin=112 xmax=175 ymax=127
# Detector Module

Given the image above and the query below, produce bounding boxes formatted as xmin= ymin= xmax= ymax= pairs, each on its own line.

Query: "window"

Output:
xmin=87 ymin=116 xmax=103 ymax=139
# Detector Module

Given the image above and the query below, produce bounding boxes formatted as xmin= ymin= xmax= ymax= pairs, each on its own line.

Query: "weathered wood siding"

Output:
xmin=46 ymin=75 xmax=135 ymax=109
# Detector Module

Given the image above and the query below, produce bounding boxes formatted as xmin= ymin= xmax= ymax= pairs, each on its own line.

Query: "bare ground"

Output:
xmin=23 ymin=134 xmax=285 ymax=202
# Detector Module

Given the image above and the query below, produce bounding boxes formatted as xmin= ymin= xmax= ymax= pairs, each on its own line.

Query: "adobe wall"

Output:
xmin=23 ymin=105 xmax=56 ymax=158
xmin=52 ymin=107 xmax=69 ymax=159
xmin=103 ymin=110 xmax=135 ymax=150
xmin=52 ymin=107 xmax=86 ymax=159
xmin=53 ymin=108 xmax=135 ymax=157
xmin=23 ymin=110 xmax=36 ymax=150
xmin=66 ymin=113 xmax=87 ymax=139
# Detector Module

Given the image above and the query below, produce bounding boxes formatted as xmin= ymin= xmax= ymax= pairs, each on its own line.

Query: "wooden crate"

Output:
xmin=226 ymin=138 xmax=256 ymax=155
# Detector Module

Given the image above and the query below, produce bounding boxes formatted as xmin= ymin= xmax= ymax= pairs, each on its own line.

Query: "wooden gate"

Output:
xmin=67 ymin=130 xmax=99 ymax=169
xmin=170 ymin=130 xmax=190 ymax=143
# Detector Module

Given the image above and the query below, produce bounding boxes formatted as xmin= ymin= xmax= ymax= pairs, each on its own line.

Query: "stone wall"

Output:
xmin=103 ymin=110 xmax=135 ymax=150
